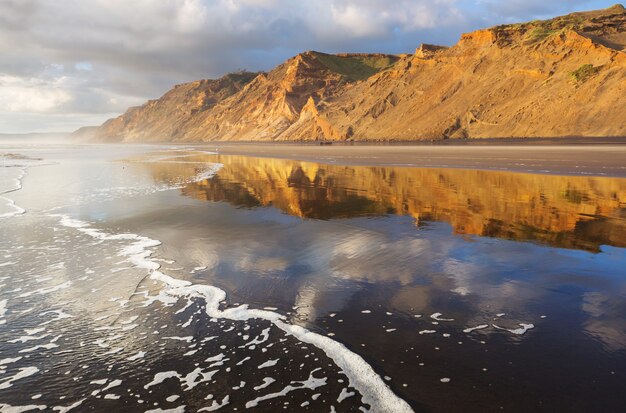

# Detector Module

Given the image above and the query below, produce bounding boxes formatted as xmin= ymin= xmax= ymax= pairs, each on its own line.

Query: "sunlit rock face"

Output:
xmin=140 ymin=152 xmax=626 ymax=252
xmin=92 ymin=5 xmax=626 ymax=142
xmin=94 ymin=72 xmax=259 ymax=142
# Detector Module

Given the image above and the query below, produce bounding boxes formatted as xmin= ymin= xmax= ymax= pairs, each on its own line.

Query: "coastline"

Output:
xmin=176 ymin=142 xmax=626 ymax=178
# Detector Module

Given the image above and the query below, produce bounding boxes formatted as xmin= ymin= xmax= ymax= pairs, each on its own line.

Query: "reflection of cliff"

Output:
xmin=144 ymin=152 xmax=626 ymax=252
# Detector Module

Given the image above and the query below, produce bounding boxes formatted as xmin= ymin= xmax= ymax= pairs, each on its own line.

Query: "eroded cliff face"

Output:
xmin=324 ymin=4 xmax=626 ymax=140
xmin=92 ymin=5 xmax=626 ymax=142
xmin=176 ymin=52 xmax=399 ymax=141
xmin=94 ymin=72 xmax=259 ymax=142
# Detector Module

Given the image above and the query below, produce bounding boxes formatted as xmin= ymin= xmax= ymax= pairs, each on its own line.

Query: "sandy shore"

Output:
xmin=190 ymin=143 xmax=626 ymax=178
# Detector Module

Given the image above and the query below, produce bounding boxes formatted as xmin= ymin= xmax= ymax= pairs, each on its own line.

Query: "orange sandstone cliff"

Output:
xmin=89 ymin=5 xmax=626 ymax=142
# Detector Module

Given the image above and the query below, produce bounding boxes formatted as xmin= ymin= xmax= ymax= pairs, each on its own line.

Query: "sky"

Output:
xmin=0 ymin=0 xmax=618 ymax=133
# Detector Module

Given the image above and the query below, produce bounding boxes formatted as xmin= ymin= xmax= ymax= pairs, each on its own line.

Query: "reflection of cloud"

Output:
xmin=293 ymin=284 xmax=322 ymax=322
xmin=443 ymin=257 xmax=479 ymax=296
xmin=582 ymin=292 xmax=626 ymax=351
xmin=136 ymin=150 xmax=626 ymax=348
xmin=237 ymin=256 xmax=288 ymax=274
xmin=390 ymin=285 xmax=435 ymax=313
xmin=329 ymin=229 xmax=429 ymax=285
xmin=186 ymin=247 xmax=219 ymax=271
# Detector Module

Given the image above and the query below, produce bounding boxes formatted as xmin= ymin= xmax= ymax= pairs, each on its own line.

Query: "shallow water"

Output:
xmin=1 ymin=144 xmax=625 ymax=412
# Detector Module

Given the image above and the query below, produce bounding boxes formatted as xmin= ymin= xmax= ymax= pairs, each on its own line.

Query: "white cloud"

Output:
xmin=177 ymin=0 xmax=209 ymax=32
xmin=0 ymin=0 xmax=608 ymax=132
xmin=0 ymin=75 xmax=71 ymax=112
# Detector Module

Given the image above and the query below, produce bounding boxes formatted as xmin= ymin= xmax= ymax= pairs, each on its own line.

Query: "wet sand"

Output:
xmin=2 ymin=144 xmax=626 ymax=413
xmin=193 ymin=143 xmax=626 ymax=177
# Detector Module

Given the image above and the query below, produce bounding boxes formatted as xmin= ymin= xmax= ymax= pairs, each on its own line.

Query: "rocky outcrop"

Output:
xmin=93 ymin=72 xmax=259 ymax=142
xmin=90 ymin=5 xmax=626 ymax=142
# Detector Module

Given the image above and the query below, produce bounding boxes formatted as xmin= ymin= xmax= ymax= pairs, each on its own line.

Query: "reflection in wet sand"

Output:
xmin=3 ymin=145 xmax=623 ymax=413
xmin=136 ymin=150 xmax=626 ymax=357
xmin=140 ymin=152 xmax=626 ymax=252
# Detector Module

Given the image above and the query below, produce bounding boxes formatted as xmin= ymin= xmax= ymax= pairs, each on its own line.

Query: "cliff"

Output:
xmin=89 ymin=5 xmax=626 ymax=142
xmin=94 ymin=72 xmax=259 ymax=142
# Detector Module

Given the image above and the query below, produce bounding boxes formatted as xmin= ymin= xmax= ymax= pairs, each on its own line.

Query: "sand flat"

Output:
xmin=199 ymin=143 xmax=626 ymax=177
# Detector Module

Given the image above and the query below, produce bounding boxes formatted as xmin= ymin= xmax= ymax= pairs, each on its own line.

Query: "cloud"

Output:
xmin=0 ymin=74 xmax=71 ymax=112
xmin=0 ymin=0 xmax=615 ymax=132
xmin=469 ymin=0 xmax=605 ymax=23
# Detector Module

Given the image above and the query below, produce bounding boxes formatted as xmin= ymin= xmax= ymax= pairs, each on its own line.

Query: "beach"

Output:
xmin=202 ymin=142 xmax=626 ymax=177
xmin=1 ymin=143 xmax=625 ymax=412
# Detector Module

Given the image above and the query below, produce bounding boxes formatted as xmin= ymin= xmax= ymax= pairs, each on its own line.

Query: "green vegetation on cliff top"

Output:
xmin=312 ymin=52 xmax=400 ymax=81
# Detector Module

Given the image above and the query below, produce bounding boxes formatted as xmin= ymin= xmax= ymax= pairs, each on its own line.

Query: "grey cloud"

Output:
xmin=472 ymin=0 xmax=605 ymax=22
xmin=0 ymin=0 xmax=614 ymax=132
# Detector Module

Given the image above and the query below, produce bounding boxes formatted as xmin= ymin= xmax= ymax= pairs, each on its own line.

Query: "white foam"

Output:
xmin=163 ymin=336 xmax=193 ymax=343
xmin=205 ymin=353 xmax=225 ymax=363
xmin=0 ymin=299 xmax=8 ymax=323
xmin=245 ymin=369 xmax=326 ymax=408
xmin=39 ymin=310 xmax=73 ymax=325
xmin=144 ymin=371 xmax=180 ymax=389
xmin=430 ymin=313 xmax=454 ymax=322
xmin=0 ymin=403 xmax=46 ymax=412
xmin=463 ymin=325 xmax=489 ymax=333
xmin=53 ymin=213 xmax=414 ymax=413
xmin=258 ymin=359 xmax=279 ymax=369
xmin=0 ymin=165 xmax=28 ymax=220
xmin=245 ymin=327 xmax=271 ymax=347
xmin=102 ymin=379 xmax=122 ymax=391
xmin=193 ymin=163 xmax=223 ymax=183
xmin=0 ymin=357 xmax=22 ymax=366
xmin=0 ymin=367 xmax=39 ymax=390
xmin=180 ymin=367 xmax=218 ymax=391
xmin=253 ymin=377 xmax=275 ymax=391
xmin=198 ymin=395 xmax=229 ymax=412
xmin=145 ymin=407 xmax=185 ymax=413
xmin=493 ymin=323 xmax=534 ymax=335
xmin=19 ymin=343 xmax=59 ymax=353
xmin=144 ymin=369 xmax=217 ymax=392
xmin=17 ymin=282 xmax=72 ymax=298
xmin=8 ymin=334 xmax=49 ymax=344
xmin=236 ymin=356 xmax=251 ymax=366
xmin=338 ymin=388 xmax=356 ymax=403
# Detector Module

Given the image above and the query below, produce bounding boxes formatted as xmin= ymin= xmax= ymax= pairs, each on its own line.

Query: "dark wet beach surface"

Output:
xmin=205 ymin=142 xmax=626 ymax=177
xmin=1 ymin=144 xmax=625 ymax=412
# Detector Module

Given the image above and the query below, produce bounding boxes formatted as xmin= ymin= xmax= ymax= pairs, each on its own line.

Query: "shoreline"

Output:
xmin=183 ymin=136 xmax=626 ymax=146
xmin=177 ymin=142 xmax=626 ymax=178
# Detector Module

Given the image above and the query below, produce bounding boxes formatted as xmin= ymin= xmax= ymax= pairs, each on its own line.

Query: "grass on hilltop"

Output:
xmin=314 ymin=53 xmax=400 ymax=81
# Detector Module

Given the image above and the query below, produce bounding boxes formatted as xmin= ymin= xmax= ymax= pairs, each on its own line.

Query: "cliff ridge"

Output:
xmin=87 ymin=5 xmax=626 ymax=142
